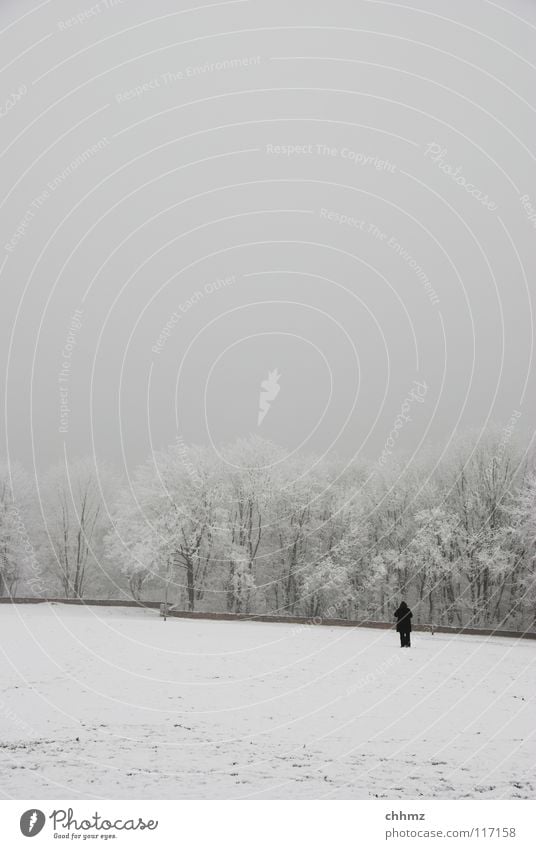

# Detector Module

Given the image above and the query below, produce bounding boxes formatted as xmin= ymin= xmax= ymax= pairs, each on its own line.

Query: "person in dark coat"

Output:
xmin=394 ymin=601 xmax=412 ymax=647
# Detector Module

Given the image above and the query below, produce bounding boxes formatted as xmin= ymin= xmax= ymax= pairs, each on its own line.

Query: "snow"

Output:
xmin=0 ymin=604 xmax=534 ymax=799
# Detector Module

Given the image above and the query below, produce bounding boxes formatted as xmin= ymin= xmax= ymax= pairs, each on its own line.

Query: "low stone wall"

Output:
xmin=158 ymin=605 xmax=536 ymax=640
xmin=0 ymin=597 xmax=161 ymax=609
xmin=1 ymin=598 xmax=534 ymax=639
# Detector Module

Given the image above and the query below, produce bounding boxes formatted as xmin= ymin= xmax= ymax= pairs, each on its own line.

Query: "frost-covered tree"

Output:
xmin=109 ymin=443 xmax=228 ymax=610
xmin=408 ymin=507 xmax=460 ymax=625
xmin=40 ymin=459 xmax=115 ymax=598
xmin=266 ymin=454 xmax=327 ymax=613
xmin=507 ymin=470 xmax=536 ymax=628
xmin=220 ymin=436 xmax=283 ymax=613
xmin=439 ymin=430 xmax=528 ymax=625
xmin=301 ymin=556 xmax=355 ymax=619
xmin=105 ymin=500 xmax=156 ymax=602
xmin=0 ymin=463 xmax=37 ymax=597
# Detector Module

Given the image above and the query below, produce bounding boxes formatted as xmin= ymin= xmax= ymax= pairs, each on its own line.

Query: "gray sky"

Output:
xmin=1 ymin=0 xmax=535 ymax=475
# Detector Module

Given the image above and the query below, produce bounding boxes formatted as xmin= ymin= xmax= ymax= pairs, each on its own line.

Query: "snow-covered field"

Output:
xmin=0 ymin=604 xmax=534 ymax=800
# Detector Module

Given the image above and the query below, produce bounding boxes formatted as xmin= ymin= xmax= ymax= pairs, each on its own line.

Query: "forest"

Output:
xmin=1 ymin=425 xmax=535 ymax=630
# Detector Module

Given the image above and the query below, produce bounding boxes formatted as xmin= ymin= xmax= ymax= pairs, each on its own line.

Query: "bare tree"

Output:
xmin=41 ymin=459 xmax=113 ymax=598
xmin=0 ymin=463 xmax=37 ymax=597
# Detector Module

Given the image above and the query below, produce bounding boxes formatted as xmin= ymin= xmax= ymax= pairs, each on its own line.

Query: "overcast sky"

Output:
xmin=1 ymin=0 xmax=535 ymax=477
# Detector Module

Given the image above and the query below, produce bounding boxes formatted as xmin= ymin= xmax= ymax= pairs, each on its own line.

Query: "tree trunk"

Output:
xmin=186 ymin=559 xmax=195 ymax=611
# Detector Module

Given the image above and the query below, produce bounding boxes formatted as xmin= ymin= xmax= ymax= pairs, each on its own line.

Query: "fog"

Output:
xmin=1 ymin=0 xmax=534 ymax=477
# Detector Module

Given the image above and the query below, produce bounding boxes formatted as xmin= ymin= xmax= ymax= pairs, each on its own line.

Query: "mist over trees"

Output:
xmin=1 ymin=427 xmax=535 ymax=630
xmin=0 ymin=463 xmax=38 ymax=597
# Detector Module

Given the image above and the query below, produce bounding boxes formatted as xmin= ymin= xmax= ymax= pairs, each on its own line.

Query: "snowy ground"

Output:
xmin=0 ymin=604 xmax=534 ymax=800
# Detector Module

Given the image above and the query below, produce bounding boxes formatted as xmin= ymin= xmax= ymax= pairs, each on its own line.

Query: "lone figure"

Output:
xmin=394 ymin=601 xmax=412 ymax=647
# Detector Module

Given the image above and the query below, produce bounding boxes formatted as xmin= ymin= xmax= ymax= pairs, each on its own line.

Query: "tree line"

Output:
xmin=0 ymin=427 xmax=535 ymax=630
